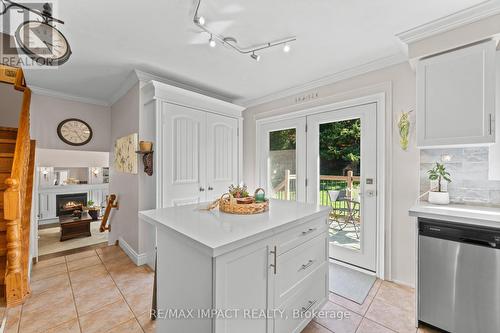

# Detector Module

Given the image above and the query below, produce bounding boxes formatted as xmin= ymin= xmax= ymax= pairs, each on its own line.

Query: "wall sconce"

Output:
xmin=91 ymin=167 xmax=100 ymax=177
xmin=41 ymin=168 xmax=49 ymax=179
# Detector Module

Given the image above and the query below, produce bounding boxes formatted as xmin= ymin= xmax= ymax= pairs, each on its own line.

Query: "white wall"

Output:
xmin=0 ymin=82 xmax=23 ymax=128
xmin=109 ymin=83 xmax=140 ymax=250
xmin=36 ymin=148 xmax=109 ymax=167
xmin=243 ymin=62 xmax=419 ymax=286
xmin=30 ymin=94 xmax=111 ymax=152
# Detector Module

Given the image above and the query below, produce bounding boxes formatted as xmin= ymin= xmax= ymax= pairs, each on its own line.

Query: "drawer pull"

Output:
xmin=301 ymin=300 xmax=317 ymax=313
xmin=302 ymin=228 xmax=317 ymax=236
xmin=299 ymin=260 xmax=314 ymax=271
xmin=270 ymin=246 xmax=277 ymax=275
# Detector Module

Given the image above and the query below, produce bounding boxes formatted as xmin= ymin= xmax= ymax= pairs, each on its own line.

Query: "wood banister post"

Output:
xmin=4 ymin=178 xmax=24 ymax=305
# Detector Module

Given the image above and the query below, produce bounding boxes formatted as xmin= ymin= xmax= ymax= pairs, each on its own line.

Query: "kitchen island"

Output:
xmin=139 ymin=199 xmax=330 ymax=333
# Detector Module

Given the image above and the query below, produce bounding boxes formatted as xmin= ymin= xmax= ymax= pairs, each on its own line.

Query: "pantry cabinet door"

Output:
xmin=161 ymin=102 xmax=207 ymax=207
xmin=417 ymin=40 xmax=496 ymax=147
xmin=206 ymin=113 xmax=239 ymax=201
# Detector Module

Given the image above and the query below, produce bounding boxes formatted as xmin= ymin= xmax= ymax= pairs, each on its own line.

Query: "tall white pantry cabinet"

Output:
xmin=141 ymin=81 xmax=244 ymax=208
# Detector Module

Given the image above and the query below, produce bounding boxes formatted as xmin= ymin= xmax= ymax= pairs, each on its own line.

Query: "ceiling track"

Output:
xmin=193 ymin=0 xmax=296 ymax=60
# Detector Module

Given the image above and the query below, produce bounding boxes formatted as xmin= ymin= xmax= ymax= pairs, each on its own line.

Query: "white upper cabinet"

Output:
xmin=417 ymin=40 xmax=497 ymax=148
xmin=142 ymin=81 xmax=243 ymax=208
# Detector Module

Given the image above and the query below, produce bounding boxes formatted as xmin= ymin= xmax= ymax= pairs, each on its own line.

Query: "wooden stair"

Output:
xmin=0 ymin=128 xmax=17 ymax=293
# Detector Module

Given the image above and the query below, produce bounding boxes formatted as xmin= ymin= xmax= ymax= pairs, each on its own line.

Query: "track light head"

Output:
xmin=251 ymin=52 xmax=261 ymax=62
xmin=195 ymin=16 xmax=206 ymax=26
xmin=283 ymin=44 xmax=291 ymax=53
xmin=209 ymin=37 xmax=216 ymax=48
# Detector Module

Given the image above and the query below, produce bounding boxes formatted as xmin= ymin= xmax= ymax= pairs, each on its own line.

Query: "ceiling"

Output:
xmin=7 ymin=0 xmax=487 ymax=106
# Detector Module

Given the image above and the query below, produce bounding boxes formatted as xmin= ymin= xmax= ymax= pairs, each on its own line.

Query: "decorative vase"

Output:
xmin=88 ymin=209 xmax=99 ymax=220
xmin=428 ymin=191 xmax=450 ymax=205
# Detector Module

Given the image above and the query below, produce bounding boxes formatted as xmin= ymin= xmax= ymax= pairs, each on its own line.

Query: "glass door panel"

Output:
xmin=269 ymin=128 xmax=297 ymax=200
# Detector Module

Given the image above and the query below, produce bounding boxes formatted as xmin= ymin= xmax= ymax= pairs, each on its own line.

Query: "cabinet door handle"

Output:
xmin=299 ymin=260 xmax=314 ymax=271
xmin=199 ymin=187 xmax=205 ymax=192
xmin=301 ymin=300 xmax=317 ymax=313
xmin=302 ymin=228 xmax=317 ymax=236
xmin=270 ymin=246 xmax=277 ymax=275
xmin=208 ymin=186 xmax=213 ymax=191
xmin=489 ymin=114 xmax=493 ymax=135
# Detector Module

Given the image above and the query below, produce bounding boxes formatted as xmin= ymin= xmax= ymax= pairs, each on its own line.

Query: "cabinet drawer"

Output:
xmin=275 ymin=217 xmax=327 ymax=255
xmin=274 ymin=263 xmax=328 ymax=333
xmin=274 ymin=233 xmax=327 ymax=306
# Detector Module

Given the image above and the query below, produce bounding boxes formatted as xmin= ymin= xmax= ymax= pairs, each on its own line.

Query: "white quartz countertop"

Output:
xmin=139 ymin=199 xmax=330 ymax=257
xmin=409 ymin=202 xmax=500 ymax=228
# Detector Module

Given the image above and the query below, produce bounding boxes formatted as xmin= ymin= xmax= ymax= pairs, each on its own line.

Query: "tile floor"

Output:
xmin=0 ymin=246 xmax=437 ymax=333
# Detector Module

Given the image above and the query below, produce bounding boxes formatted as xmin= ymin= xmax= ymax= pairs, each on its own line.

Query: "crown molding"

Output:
xmin=397 ymin=0 xmax=500 ymax=44
xmin=236 ymin=52 xmax=407 ymax=108
xmin=29 ymin=85 xmax=110 ymax=107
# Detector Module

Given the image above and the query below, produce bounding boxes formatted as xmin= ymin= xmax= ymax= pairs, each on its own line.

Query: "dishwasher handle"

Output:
xmin=459 ymin=237 xmax=498 ymax=248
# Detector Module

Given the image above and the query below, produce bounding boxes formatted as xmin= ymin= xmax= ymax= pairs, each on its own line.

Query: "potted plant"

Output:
xmin=427 ymin=162 xmax=452 ymax=205
xmin=86 ymin=200 xmax=100 ymax=220
xmin=228 ymin=184 xmax=252 ymax=204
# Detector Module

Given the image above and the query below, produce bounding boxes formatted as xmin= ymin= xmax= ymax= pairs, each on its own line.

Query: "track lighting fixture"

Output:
xmin=194 ymin=16 xmax=205 ymax=26
xmin=192 ymin=0 xmax=296 ymax=62
xmin=209 ymin=35 xmax=216 ymax=48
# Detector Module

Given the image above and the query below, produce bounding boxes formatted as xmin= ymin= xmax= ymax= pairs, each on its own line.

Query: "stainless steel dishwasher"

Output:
xmin=418 ymin=218 xmax=500 ymax=333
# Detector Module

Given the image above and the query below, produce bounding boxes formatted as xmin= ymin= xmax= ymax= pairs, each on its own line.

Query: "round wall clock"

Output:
xmin=57 ymin=119 xmax=93 ymax=146
xmin=15 ymin=21 xmax=71 ymax=66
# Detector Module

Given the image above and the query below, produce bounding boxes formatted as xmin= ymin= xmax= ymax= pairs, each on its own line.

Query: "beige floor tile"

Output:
xmin=4 ymin=305 xmax=22 ymax=333
xmin=33 ymin=256 xmax=66 ymax=269
xmin=69 ymin=262 xmax=108 ymax=286
xmin=44 ymin=318 xmax=81 ymax=333
xmin=23 ymin=285 xmax=74 ymax=313
xmin=313 ymin=301 xmax=362 ymax=333
xmin=19 ymin=291 xmax=77 ymax=333
xmin=122 ymin=287 xmax=153 ymax=317
xmin=96 ymin=246 xmax=127 ymax=262
xmin=74 ymin=282 xmax=123 ymax=316
xmin=31 ymin=262 xmax=68 ymax=282
xmin=78 ymin=298 xmax=134 ymax=333
xmin=356 ymin=318 xmax=396 ymax=333
xmin=375 ymin=281 xmax=415 ymax=312
xmin=365 ymin=297 xmax=416 ymax=333
xmin=106 ymin=318 xmax=144 ymax=333
xmin=67 ymin=255 xmax=103 ymax=272
xmin=30 ymin=271 xmax=71 ymax=294
xmin=137 ymin=311 xmax=156 ymax=333
xmin=71 ymin=273 xmax=114 ymax=297
xmin=65 ymin=249 xmax=98 ymax=262
xmin=301 ymin=321 xmax=332 ymax=333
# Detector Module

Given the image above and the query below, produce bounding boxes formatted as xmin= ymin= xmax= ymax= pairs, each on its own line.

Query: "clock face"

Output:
xmin=57 ymin=119 xmax=93 ymax=146
xmin=15 ymin=21 xmax=71 ymax=66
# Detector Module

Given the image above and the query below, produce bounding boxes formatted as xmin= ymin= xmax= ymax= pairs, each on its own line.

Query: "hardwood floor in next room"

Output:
xmin=0 ymin=246 xmax=436 ymax=333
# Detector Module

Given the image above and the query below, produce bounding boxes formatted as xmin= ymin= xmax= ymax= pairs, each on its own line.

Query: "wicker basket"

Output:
xmin=207 ymin=188 xmax=269 ymax=215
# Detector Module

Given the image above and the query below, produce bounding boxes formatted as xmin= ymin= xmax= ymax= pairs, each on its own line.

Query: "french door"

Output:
xmin=258 ymin=118 xmax=306 ymax=202
xmin=307 ymin=103 xmax=377 ymax=271
xmin=258 ymin=103 xmax=377 ymax=271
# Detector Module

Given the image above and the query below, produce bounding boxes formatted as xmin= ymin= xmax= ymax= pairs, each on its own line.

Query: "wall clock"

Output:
xmin=15 ymin=21 xmax=72 ymax=66
xmin=57 ymin=119 xmax=93 ymax=146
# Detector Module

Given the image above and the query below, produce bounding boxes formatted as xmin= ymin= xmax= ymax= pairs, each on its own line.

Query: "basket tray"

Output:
xmin=219 ymin=197 xmax=269 ymax=215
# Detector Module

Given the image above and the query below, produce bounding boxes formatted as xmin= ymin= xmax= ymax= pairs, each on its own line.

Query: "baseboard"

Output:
xmin=118 ymin=237 xmax=149 ymax=266
xmin=391 ymin=278 xmax=415 ymax=289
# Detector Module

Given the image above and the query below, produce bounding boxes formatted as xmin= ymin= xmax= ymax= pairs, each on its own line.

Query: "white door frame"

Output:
xmin=256 ymin=93 xmax=387 ymax=279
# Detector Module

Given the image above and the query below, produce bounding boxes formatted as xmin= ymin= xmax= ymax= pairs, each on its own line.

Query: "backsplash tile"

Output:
xmin=420 ymin=147 xmax=500 ymax=205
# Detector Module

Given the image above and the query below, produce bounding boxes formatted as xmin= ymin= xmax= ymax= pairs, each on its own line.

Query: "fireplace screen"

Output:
xmin=56 ymin=193 xmax=87 ymax=216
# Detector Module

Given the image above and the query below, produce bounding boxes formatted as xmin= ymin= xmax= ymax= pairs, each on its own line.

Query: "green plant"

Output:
xmin=87 ymin=200 xmax=95 ymax=207
xmin=427 ymin=162 xmax=451 ymax=192
xmin=228 ymin=184 xmax=249 ymax=198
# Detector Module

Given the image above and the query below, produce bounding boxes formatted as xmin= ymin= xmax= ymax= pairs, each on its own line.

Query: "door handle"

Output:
xmin=299 ymin=260 xmax=314 ymax=271
xmin=208 ymin=186 xmax=213 ymax=191
xmin=270 ymin=246 xmax=277 ymax=275
xmin=301 ymin=300 xmax=317 ymax=313
xmin=199 ymin=187 xmax=205 ymax=192
xmin=302 ymin=228 xmax=317 ymax=236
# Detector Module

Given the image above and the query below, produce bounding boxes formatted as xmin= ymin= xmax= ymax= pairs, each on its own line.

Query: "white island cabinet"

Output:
xmin=139 ymin=200 xmax=330 ymax=333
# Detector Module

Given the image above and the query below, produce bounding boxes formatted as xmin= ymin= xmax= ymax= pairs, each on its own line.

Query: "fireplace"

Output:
xmin=56 ymin=193 xmax=87 ymax=216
